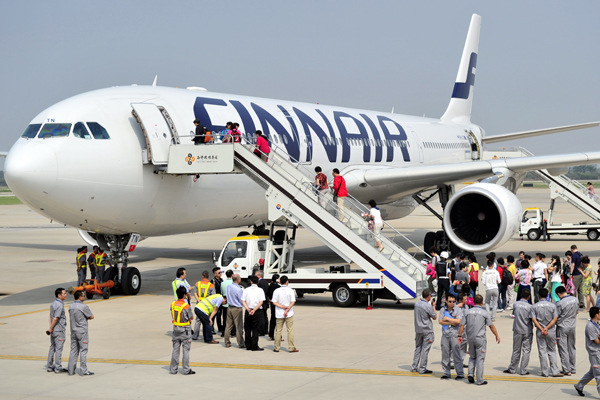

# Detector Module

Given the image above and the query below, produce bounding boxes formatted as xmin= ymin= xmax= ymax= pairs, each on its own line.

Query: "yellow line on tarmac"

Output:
xmin=0 ymin=295 xmax=152 ymax=320
xmin=0 ymin=354 xmax=589 ymax=385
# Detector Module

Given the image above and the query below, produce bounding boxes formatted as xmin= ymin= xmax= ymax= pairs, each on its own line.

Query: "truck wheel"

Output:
xmin=332 ymin=284 xmax=357 ymax=307
xmin=86 ymin=291 xmax=94 ymax=300
xmin=121 ymin=267 xmax=141 ymax=295
xmin=527 ymin=229 xmax=541 ymax=241
xmin=587 ymin=230 xmax=599 ymax=241
xmin=102 ymin=287 xmax=111 ymax=299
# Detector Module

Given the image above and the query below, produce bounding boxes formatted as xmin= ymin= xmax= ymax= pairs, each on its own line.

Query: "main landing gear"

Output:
xmin=96 ymin=234 xmax=142 ymax=295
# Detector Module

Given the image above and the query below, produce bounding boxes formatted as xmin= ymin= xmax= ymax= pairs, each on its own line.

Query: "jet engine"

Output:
xmin=444 ymin=183 xmax=522 ymax=253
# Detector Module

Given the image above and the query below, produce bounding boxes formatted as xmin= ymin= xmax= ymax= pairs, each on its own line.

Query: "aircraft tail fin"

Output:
xmin=440 ymin=14 xmax=481 ymax=124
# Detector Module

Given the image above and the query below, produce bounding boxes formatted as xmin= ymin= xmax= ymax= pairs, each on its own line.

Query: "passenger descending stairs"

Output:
xmin=232 ymin=143 xmax=428 ymax=300
xmin=484 ymin=148 xmax=600 ymax=222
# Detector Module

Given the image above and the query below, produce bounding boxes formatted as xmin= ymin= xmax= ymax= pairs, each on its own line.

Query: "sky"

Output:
xmin=1 ymin=1 xmax=599 ymax=170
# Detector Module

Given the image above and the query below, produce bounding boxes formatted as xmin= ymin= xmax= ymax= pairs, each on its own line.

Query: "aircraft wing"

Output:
xmin=344 ymin=151 xmax=600 ymax=203
xmin=482 ymin=121 xmax=600 ymax=144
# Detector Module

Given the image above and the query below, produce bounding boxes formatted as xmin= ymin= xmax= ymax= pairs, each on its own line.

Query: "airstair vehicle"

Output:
xmin=165 ymin=140 xmax=428 ymax=304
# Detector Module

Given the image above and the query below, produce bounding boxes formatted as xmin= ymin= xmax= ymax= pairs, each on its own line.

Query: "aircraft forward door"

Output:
xmin=131 ymin=103 xmax=178 ymax=165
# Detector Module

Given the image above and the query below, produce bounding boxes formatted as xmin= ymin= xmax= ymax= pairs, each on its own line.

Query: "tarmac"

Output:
xmin=1 ymin=187 xmax=599 ymax=399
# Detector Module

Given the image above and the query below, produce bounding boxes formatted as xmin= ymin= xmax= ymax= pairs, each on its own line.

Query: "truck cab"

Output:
xmin=215 ymin=235 xmax=269 ymax=279
xmin=520 ymin=208 xmax=544 ymax=240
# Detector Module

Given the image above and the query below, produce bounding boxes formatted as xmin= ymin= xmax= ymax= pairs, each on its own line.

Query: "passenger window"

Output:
xmin=73 ymin=122 xmax=92 ymax=139
xmin=21 ymin=124 xmax=42 ymax=138
xmin=38 ymin=123 xmax=71 ymax=138
xmin=86 ymin=122 xmax=110 ymax=139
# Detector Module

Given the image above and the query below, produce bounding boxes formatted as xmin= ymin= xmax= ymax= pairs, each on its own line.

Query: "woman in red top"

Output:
xmin=254 ymin=130 xmax=270 ymax=161
xmin=331 ymin=168 xmax=348 ymax=220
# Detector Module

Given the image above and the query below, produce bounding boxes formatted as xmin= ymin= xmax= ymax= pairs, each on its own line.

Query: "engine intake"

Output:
xmin=444 ymin=183 xmax=522 ymax=252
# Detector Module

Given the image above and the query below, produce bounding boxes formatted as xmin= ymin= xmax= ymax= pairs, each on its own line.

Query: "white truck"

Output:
xmin=519 ymin=207 xmax=600 ymax=241
xmin=213 ymin=224 xmax=400 ymax=307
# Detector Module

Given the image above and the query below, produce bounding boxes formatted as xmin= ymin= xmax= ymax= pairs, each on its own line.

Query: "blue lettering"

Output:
xmin=451 ymin=52 xmax=477 ymax=99
xmin=360 ymin=114 xmax=383 ymax=163
xmin=193 ymin=97 xmax=228 ymax=132
xmin=230 ymin=100 xmax=256 ymax=142
xmin=377 ymin=116 xmax=410 ymax=162
xmin=279 ymin=105 xmax=311 ymax=162
xmin=251 ymin=103 xmax=300 ymax=161
xmin=293 ymin=107 xmax=337 ymax=163
xmin=334 ymin=111 xmax=370 ymax=163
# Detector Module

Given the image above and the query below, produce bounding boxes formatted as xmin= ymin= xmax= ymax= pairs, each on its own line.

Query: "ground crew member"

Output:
xmin=193 ymin=270 xmax=215 ymax=335
xmin=76 ymin=246 xmax=88 ymax=286
xmin=224 ymin=274 xmax=245 ymax=348
xmin=170 ymin=286 xmax=195 ymax=375
xmin=192 ymin=294 xmax=223 ymax=343
xmin=211 ymin=267 xmax=225 ymax=335
xmin=172 ymin=267 xmax=192 ymax=304
xmin=46 ymin=287 xmax=68 ymax=373
xmin=67 ymin=290 xmax=94 ymax=376
xmin=575 ymin=307 xmax=600 ymax=396
xmin=458 ymin=294 xmax=501 ymax=386
xmin=88 ymin=246 xmax=98 ymax=281
xmin=504 ymin=289 xmax=533 ymax=375
xmin=439 ymin=294 xmax=464 ymax=380
xmin=411 ymin=289 xmax=437 ymax=374
xmin=531 ymin=287 xmax=563 ymax=377
xmin=556 ymin=285 xmax=579 ymax=376
xmin=95 ymin=248 xmax=110 ymax=283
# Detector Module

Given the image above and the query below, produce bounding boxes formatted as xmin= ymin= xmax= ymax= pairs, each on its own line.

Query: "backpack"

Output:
xmin=501 ymin=266 xmax=514 ymax=285
xmin=435 ymin=261 xmax=447 ymax=279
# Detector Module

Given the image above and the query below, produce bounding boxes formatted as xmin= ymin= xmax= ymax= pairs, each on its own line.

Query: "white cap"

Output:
xmin=440 ymin=251 xmax=450 ymax=259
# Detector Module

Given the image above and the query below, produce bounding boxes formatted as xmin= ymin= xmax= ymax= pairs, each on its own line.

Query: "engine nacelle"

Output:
xmin=444 ymin=183 xmax=522 ymax=253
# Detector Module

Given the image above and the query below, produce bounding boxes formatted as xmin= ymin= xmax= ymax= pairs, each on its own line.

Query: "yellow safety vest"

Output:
xmin=196 ymin=280 xmax=213 ymax=300
xmin=96 ymin=252 xmax=107 ymax=267
xmin=77 ymin=252 xmax=87 ymax=268
xmin=197 ymin=294 xmax=221 ymax=315
xmin=171 ymin=300 xmax=191 ymax=326
xmin=172 ymin=279 xmax=189 ymax=300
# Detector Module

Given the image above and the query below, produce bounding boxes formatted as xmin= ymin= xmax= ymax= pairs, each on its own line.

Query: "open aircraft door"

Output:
xmin=131 ymin=103 xmax=179 ymax=165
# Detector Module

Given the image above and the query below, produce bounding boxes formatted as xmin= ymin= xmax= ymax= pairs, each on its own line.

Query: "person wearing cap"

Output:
xmin=193 ymin=119 xmax=206 ymax=145
xmin=435 ymin=251 xmax=451 ymax=310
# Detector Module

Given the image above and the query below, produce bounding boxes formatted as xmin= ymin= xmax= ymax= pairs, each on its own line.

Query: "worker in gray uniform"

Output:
xmin=556 ymin=285 xmax=579 ymax=376
xmin=67 ymin=290 xmax=94 ymax=376
xmin=530 ymin=287 xmax=563 ymax=377
xmin=439 ymin=294 xmax=465 ymax=380
xmin=503 ymin=288 xmax=533 ymax=375
xmin=458 ymin=294 xmax=500 ymax=386
xmin=574 ymin=306 xmax=600 ymax=397
xmin=170 ymin=286 xmax=195 ymax=375
xmin=46 ymin=287 xmax=68 ymax=373
xmin=411 ymin=289 xmax=437 ymax=374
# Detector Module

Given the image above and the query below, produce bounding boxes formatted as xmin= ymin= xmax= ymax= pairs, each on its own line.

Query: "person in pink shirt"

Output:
xmin=254 ymin=130 xmax=270 ymax=161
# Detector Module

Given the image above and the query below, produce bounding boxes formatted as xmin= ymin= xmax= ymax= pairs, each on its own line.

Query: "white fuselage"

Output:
xmin=5 ymin=85 xmax=482 ymax=236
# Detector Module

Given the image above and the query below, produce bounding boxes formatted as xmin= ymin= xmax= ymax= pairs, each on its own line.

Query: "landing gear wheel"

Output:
xmin=527 ymin=229 xmax=541 ymax=241
xmin=121 ymin=267 xmax=141 ymax=295
xmin=424 ymin=232 xmax=436 ymax=253
xmin=587 ymin=229 xmax=599 ymax=241
xmin=105 ymin=267 xmax=121 ymax=295
xmin=86 ymin=291 xmax=94 ymax=300
xmin=332 ymin=284 xmax=357 ymax=307
xmin=102 ymin=287 xmax=111 ymax=299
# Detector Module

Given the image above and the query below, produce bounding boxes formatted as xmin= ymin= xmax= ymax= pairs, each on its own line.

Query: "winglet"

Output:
xmin=441 ymin=14 xmax=481 ymax=124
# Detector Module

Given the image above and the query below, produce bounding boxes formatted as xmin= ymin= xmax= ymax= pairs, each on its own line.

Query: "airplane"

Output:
xmin=3 ymin=14 xmax=599 ymax=295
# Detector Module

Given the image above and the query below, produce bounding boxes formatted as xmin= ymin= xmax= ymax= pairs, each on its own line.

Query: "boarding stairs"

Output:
xmin=165 ymin=140 xmax=428 ymax=299
xmin=483 ymin=147 xmax=600 ymax=222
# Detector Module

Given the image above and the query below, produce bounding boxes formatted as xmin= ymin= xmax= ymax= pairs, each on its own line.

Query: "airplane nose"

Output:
xmin=5 ymin=140 xmax=58 ymax=207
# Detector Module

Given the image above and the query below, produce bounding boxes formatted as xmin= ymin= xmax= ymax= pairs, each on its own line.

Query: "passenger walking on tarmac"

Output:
xmin=458 ymin=294 xmax=501 ymax=386
xmin=256 ymin=270 xmax=269 ymax=336
xmin=570 ymin=245 xmax=584 ymax=308
xmin=531 ymin=287 xmax=563 ymax=377
xmin=556 ymin=285 xmax=579 ymax=376
xmin=170 ymin=286 xmax=195 ymax=375
xmin=242 ymin=275 xmax=266 ymax=351
xmin=548 ymin=255 xmax=564 ymax=302
xmin=574 ymin=306 xmax=600 ymax=397
xmin=224 ymin=274 xmax=245 ymax=348
xmin=516 ymin=259 xmax=533 ymax=304
xmin=411 ymin=289 xmax=437 ymax=374
xmin=582 ymin=256 xmax=595 ymax=311
xmin=314 ymin=166 xmax=329 ymax=209
xmin=272 ymin=275 xmax=298 ymax=353
xmin=88 ymin=246 xmax=98 ymax=282
xmin=67 ymin=290 xmax=94 ymax=376
xmin=532 ymin=253 xmax=549 ymax=303
xmin=435 ymin=252 xmax=451 ymax=311
xmin=331 ymin=168 xmax=348 ymax=220
xmin=504 ymin=289 xmax=533 ymax=375
xmin=254 ymin=130 xmax=270 ymax=161
xmin=46 ymin=287 xmax=68 ymax=373
xmin=496 ymin=257 xmax=508 ymax=312
xmin=193 ymin=293 xmax=223 ymax=344
xmin=439 ymin=294 xmax=465 ymax=380
xmin=172 ymin=267 xmax=192 ymax=305
xmin=506 ymin=255 xmax=518 ymax=310
xmin=267 ymin=274 xmax=281 ymax=340
xmin=95 ymin=248 xmax=110 ymax=283
xmin=193 ymin=270 xmax=215 ymax=338
xmin=211 ymin=267 xmax=225 ymax=336
xmin=76 ymin=246 xmax=88 ymax=286
xmin=467 ymin=254 xmax=480 ymax=295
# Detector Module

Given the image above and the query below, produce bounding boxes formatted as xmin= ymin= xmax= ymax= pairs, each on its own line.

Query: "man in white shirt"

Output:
xmin=532 ymin=253 xmax=548 ymax=303
xmin=272 ymin=275 xmax=298 ymax=353
xmin=481 ymin=260 xmax=501 ymax=321
xmin=242 ymin=275 xmax=265 ymax=351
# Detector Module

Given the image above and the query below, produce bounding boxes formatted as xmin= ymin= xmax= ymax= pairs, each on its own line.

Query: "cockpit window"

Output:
xmin=73 ymin=122 xmax=92 ymax=139
xmin=21 ymin=124 xmax=42 ymax=138
xmin=86 ymin=122 xmax=110 ymax=139
xmin=38 ymin=123 xmax=71 ymax=138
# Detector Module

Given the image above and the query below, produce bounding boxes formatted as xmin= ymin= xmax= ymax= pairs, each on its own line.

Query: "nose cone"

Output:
xmin=5 ymin=140 xmax=58 ymax=208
